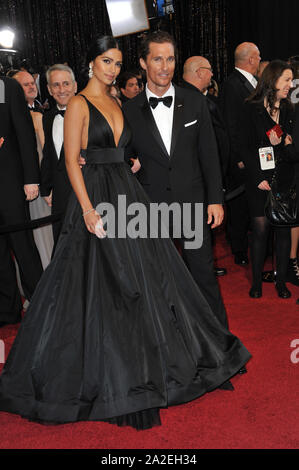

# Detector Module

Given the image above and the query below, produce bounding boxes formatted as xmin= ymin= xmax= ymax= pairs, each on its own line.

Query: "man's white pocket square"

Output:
xmin=184 ymin=120 xmax=197 ymax=127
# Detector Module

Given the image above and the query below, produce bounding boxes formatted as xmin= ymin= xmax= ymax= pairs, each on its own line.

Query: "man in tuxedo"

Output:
xmin=219 ymin=42 xmax=261 ymax=265
xmin=182 ymin=56 xmax=230 ymax=277
xmin=123 ymin=31 xmax=228 ymax=329
xmin=118 ymin=71 xmax=141 ymax=104
xmin=0 ymin=76 xmax=43 ymax=327
xmin=12 ymin=70 xmax=44 ymax=113
xmin=40 ymin=64 xmax=77 ymax=248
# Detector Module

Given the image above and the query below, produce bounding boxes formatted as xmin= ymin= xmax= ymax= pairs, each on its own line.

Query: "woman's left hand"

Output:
xmin=284 ymin=134 xmax=292 ymax=146
xmin=258 ymin=180 xmax=271 ymax=191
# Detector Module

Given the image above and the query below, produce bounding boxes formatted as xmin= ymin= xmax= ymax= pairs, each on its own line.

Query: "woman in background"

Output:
xmin=242 ymin=60 xmax=296 ymax=298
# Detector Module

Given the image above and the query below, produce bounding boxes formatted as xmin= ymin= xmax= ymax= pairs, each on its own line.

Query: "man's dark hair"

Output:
xmin=117 ymin=71 xmax=138 ymax=90
xmin=139 ymin=30 xmax=177 ymax=62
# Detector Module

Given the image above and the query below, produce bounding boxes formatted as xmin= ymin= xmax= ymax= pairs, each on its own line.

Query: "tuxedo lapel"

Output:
xmin=170 ymin=87 xmax=184 ymax=158
xmin=234 ymin=69 xmax=255 ymax=95
xmin=139 ymin=92 xmax=170 ymax=160
xmin=244 ymin=79 xmax=255 ymax=95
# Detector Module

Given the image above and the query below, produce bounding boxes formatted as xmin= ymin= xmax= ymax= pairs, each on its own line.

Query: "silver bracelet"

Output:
xmin=82 ymin=208 xmax=95 ymax=217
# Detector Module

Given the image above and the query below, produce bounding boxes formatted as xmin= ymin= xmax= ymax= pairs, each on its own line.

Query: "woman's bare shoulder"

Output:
xmin=67 ymin=94 xmax=88 ymax=112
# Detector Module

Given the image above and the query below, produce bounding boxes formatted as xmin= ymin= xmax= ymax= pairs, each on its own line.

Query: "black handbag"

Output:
xmin=264 ymin=172 xmax=299 ymax=226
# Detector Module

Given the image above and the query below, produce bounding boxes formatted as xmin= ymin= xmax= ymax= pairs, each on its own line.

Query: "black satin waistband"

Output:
xmin=81 ymin=148 xmax=124 ymax=164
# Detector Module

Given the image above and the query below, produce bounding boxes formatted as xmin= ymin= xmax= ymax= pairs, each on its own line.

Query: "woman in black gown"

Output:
xmin=241 ymin=60 xmax=296 ymax=299
xmin=0 ymin=37 xmax=250 ymax=430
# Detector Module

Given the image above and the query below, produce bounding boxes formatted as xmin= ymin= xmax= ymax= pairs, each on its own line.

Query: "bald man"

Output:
xmin=219 ymin=42 xmax=261 ymax=266
xmin=13 ymin=70 xmax=43 ymax=113
xmin=182 ymin=56 xmax=230 ymax=277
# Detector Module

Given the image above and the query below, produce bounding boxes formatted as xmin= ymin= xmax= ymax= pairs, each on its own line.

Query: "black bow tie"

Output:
xmin=55 ymin=109 xmax=65 ymax=117
xmin=149 ymin=96 xmax=173 ymax=109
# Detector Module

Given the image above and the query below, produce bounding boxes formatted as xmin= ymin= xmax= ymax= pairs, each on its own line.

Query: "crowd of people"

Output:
xmin=0 ymin=30 xmax=298 ymax=429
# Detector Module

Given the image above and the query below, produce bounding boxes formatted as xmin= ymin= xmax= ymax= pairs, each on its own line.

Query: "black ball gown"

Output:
xmin=0 ymin=96 xmax=251 ymax=429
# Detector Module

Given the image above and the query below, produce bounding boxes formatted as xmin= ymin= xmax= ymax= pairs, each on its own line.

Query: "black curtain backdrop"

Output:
xmin=0 ymin=0 xmax=227 ymax=84
xmin=0 ymin=0 xmax=298 ymax=85
xmin=226 ymin=0 xmax=299 ymax=72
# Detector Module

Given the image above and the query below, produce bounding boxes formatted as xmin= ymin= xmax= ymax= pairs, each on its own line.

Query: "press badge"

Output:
xmin=258 ymin=146 xmax=275 ymax=170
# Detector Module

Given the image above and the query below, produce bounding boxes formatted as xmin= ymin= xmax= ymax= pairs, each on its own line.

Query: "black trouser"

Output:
xmin=170 ymin=209 xmax=229 ymax=329
xmin=0 ymin=234 xmax=23 ymax=324
xmin=0 ymin=198 xmax=43 ymax=307
xmin=226 ymin=192 xmax=250 ymax=255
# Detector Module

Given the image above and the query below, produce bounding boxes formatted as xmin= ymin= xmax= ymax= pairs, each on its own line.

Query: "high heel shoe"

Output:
xmin=249 ymin=286 xmax=262 ymax=298
xmin=275 ymin=282 xmax=291 ymax=299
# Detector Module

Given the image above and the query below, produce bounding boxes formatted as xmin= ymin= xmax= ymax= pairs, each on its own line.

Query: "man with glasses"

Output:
xmin=182 ymin=56 xmax=230 ymax=277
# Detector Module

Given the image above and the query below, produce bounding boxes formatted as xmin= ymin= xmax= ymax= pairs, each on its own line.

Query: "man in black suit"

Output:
xmin=40 ymin=64 xmax=77 ymax=248
xmin=117 ymin=71 xmax=141 ymax=104
xmin=12 ymin=70 xmax=44 ymax=113
xmin=182 ymin=56 xmax=230 ymax=277
xmin=219 ymin=42 xmax=261 ymax=265
xmin=0 ymin=77 xmax=43 ymax=327
xmin=123 ymin=31 xmax=228 ymax=329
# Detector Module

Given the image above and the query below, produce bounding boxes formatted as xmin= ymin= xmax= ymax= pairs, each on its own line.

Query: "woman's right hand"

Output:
xmin=258 ymin=180 xmax=271 ymax=191
xmin=269 ymin=130 xmax=282 ymax=146
xmin=83 ymin=210 xmax=106 ymax=238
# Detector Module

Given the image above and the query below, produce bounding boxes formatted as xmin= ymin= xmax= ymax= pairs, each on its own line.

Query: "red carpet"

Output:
xmin=0 ymin=229 xmax=299 ymax=449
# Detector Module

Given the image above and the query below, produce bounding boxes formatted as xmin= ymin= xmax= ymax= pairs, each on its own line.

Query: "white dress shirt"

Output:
xmin=235 ymin=67 xmax=257 ymax=89
xmin=146 ymin=84 xmax=175 ymax=155
xmin=52 ymin=107 xmax=66 ymax=159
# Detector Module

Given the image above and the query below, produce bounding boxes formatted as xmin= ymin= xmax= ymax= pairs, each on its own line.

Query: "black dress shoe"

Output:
xmin=219 ymin=380 xmax=234 ymax=391
xmin=234 ymin=253 xmax=249 ymax=265
xmin=275 ymin=282 xmax=291 ymax=299
xmin=249 ymin=286 xmax=262 ymax=298
xmin=214 ymin=267 xmax=227 ymax=276
xmin=238 ymin=367 xmax=247 ymax=374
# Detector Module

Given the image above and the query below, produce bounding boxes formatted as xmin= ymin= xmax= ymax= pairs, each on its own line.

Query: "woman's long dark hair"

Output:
xmin=247 ymin=60 xmax=293 ymax=115
xmin=86 ymin=36 xmax=120 ymax=64
xmin=78 ymin=36 xmax=120 ymax=92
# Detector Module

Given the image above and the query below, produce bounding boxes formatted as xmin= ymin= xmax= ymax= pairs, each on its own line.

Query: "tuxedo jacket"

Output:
xmin=40 ymin=107 xmax=71 ymax=214
xmin=219 ymin=69 xmax=255 ymax=186
xmin=123 ymin=85 xmax=223 ymax=206
xmin=181 ymin=80 xmax=230 ymax=178
xmin=0 ymin=77 xmax=39 ymax=218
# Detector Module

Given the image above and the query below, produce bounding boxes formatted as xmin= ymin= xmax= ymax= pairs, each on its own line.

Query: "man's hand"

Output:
xmin=207 ymin=204 xmax=224 ymax=229
xmin=237 ymin=161 xmax=245 ymax=169
xmin=44 ymin=191 xmax=52 ymax=207
xmin=78 ymin=155 xmax=86 ymax=168
xmin=130 ymin=158 xmax=141 ymax=174
xmin=0 ymin=137 xmax=4 ymax=148
xmin=24 ymin=184 xmax=39 ymax=201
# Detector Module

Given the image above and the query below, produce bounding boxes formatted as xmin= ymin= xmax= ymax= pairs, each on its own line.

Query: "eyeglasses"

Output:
xmin=198 ymin=66 xmax=213 ymax=73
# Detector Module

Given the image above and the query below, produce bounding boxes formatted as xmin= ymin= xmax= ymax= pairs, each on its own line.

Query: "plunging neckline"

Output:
xmin=80 ymin=94 xmax=125 ymax=148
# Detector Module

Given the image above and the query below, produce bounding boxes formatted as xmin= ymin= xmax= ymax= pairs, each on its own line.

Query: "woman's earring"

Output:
xmin=112 ymin=79 xmax=116 ymax=85
xmin=89 ymin=64 xmax=93 ymax=78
